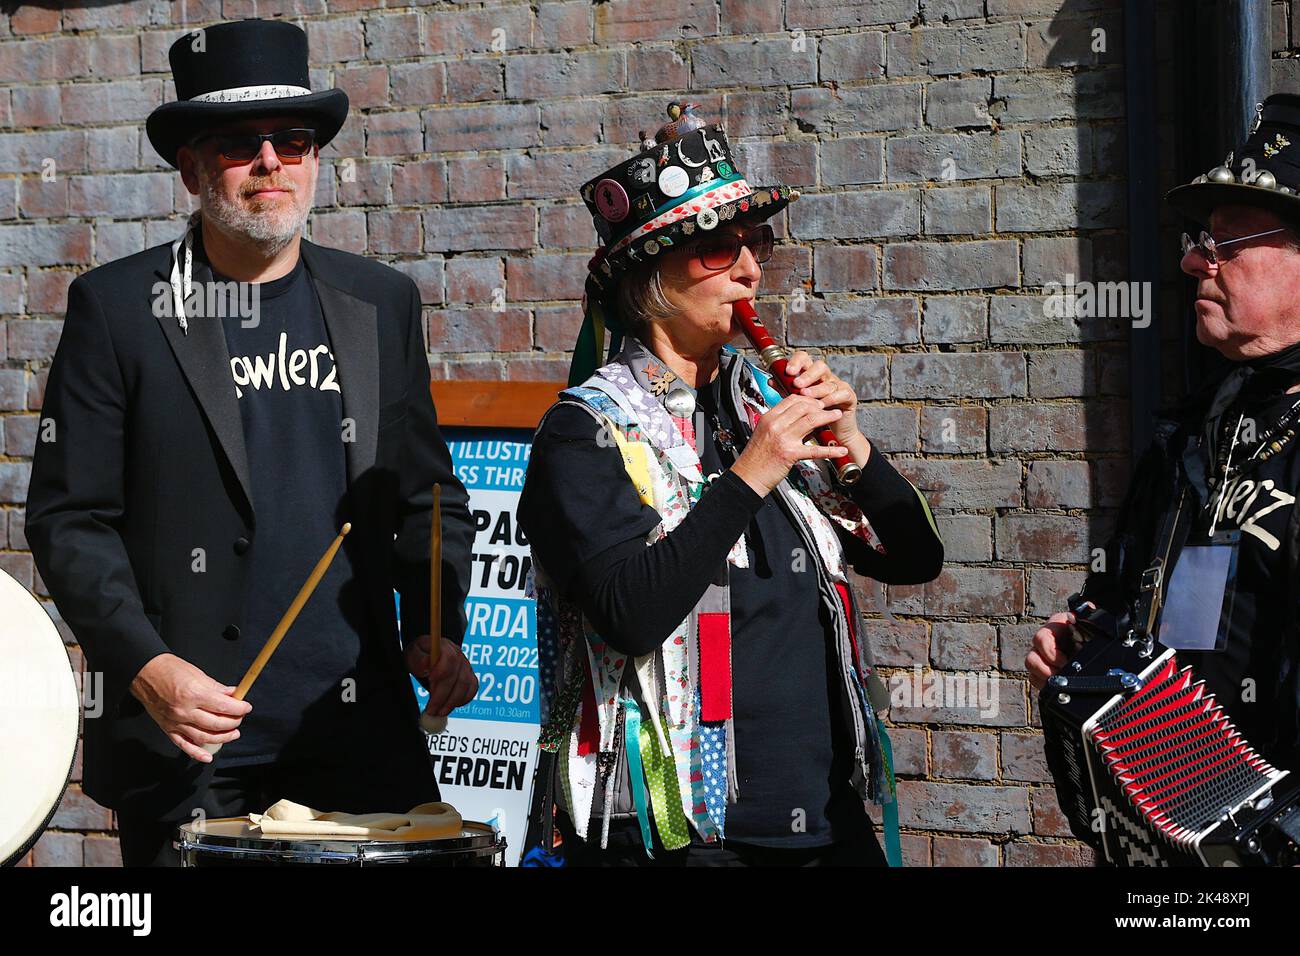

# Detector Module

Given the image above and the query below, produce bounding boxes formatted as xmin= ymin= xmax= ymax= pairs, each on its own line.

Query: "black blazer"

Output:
xmin=25 ymin=238 xmax=475 ymax=814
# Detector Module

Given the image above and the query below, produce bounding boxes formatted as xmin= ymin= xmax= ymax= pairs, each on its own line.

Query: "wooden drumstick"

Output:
xmin=420 ymin=484 xmax=448 ymax=736
xmin=202 ymin=522 xmax=352 ymax=757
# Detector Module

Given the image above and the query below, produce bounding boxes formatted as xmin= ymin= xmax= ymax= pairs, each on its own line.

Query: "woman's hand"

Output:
xmin=784 ymin=350 xmax=862 ymax=446
xmin=731 ymin=393 xmax=850 ymax=496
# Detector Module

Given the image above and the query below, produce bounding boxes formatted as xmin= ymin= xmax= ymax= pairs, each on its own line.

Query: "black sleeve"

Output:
xmin=518 ymin=404 xmax=764 ymax=658
xmin=25 ymin=276 xmax=170 ymax=712
xmin=837 ymin=445 xmax=944 ymax=584
xmin=391 ymin=276 xmax=475 ymax=649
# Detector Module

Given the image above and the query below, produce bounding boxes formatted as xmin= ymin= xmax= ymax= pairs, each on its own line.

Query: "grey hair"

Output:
xmin=616 ymin=259 xmax=678 ymax=341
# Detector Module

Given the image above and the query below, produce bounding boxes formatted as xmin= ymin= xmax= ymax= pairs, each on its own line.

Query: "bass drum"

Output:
xmin=0 ymin=568 xmax=79 ymax=866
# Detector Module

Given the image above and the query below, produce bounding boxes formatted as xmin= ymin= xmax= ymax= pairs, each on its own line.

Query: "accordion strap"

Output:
xmin=1132 ymin=484 xmax=1189 ymax=641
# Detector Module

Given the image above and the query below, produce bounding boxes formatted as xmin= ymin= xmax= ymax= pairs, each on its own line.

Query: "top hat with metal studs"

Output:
xmin=1167 ymin=94 xmax=1300 ymax=223
xmin=568 ymin=102 xmax=799 ymax=385
xmin=580 ymin=102 xmax=798 ymax=294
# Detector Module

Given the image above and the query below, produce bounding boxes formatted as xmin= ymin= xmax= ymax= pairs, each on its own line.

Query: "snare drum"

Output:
xmin=176 ymin=817 xmax=506 ymax=866
xmin=0 ymin=568 xmax=79 ymax=867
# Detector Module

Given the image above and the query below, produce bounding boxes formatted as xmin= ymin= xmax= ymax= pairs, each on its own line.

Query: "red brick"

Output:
xmin=1004 ymin=841 xmax=1094 ymax=866
xmin=366 ymin=210 xmax=420 ymax=255
xmin=392 ymin=159 xmax=447 ymax=204
xmin=933 ymin=835 xmax=998 ymax=866
xmin=932 ymin=729 xmax=997 ymax=780
xmin=448 ymin=156 xmax=505 ymax=203
xmin=534 ymin=304 xmax=583 ymax=351
xmin=17 ymin=179 xmax=68 ymax=219
xmin=10 ymin=6 xmax=61 ymax=34
xmin=11 ymin=86 xmax=60 ymax=127
xmin=539 ymin=203 xmax=595 ymax=249
xmin=336 ymin=64 xmax=389 ymax=110
xmin=425 ymin=6 xmax=533 ymax=55
xmin=428 ymin=308 xmax=530 ymax=352
xmin=445 ymin=60 xmax=503 ymax=104
xmin=25 ymin=271 xmax=73 ymax=314
xmin=310 ymin=210 xmax=366 ymax=254
xmin=446 ymin=257 xmax=503 ymax=306
xmin=84 ymin=835 xmax=123 ymax=867
xmin=595 ymin=0 xmax=720 ymax=41
xmin=51 ymin=786 xmax=112 ymax=830
xmin=32 ymin=830 xmax=82 ymax=866
xmin=506 ymin=253 xmax=587 ymax=301
xmin=391 ymin=62 xmax=446 ymax=108
xmin=336 ymin=159 xmax=391 ymax=206
xmin=366 ymin=111 xmax=422 ymax=157
xmin=503 ymin=357 xmax=571 ymax=382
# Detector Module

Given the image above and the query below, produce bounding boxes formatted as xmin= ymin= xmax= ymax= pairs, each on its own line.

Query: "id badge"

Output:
xmin=1156 ymin=530 xmax=1240 ymax=652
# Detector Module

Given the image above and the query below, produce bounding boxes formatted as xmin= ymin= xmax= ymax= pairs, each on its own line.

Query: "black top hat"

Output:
xmin=1167 ymin=94 xmax=1300 ymax=224
xmin=146 ymin=19 xmax=349 ymax=169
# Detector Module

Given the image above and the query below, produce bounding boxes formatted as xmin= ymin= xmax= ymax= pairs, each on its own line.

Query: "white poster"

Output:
xmin=406 ymin=429 xmax=538 ymax=866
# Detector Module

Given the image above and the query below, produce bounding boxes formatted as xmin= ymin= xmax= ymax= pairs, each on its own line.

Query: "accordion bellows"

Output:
xmin=1087 ymin=656 xmax=1281 ymax=850
xmin=1043 ymin=631 xmax=1300 ymax=866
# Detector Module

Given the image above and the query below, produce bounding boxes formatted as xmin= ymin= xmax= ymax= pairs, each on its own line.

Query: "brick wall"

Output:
xmin=0 ymin=0 xmax=1287 ymax=866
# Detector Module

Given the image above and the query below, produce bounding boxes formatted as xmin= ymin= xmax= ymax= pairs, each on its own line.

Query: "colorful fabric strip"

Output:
xmin=877 ymin=715 xmax=903 ymax=867
xmin=639 ymin=708 xmax=692 ymax=850
xmin=621 ymin=698 xmax=656 ymax=859
xmin=649 ymin=172 xmax=745 ymax=217
xmin=698 ymin=612 xmax=733 ymax=722
xmin=698 ymin=713 xmax=728 ymax=836
xmin=577 ymin=657 xmax=600 ymax=756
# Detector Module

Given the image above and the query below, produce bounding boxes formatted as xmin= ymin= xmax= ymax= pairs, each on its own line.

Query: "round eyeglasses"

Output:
xmin=1180 ymin=227 xmax=1287 ymax=265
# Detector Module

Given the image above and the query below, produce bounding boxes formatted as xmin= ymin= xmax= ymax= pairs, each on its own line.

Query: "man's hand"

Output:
xmin=129 ymin=653 xmax=252 ymax=763
xmin=1026 ymin=611 xmax=1078 ymax=691
xmin=406 ymin=635 xmax=479 ymax=717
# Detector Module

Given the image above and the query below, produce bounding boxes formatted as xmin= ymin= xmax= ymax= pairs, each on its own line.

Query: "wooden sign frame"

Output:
xmin=429 ymin=380 xmax=565 ymax=429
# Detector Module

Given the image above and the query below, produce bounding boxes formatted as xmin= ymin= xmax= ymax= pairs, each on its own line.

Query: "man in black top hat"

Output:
xmin=1029 ymin=94 xmax=1300 ymax=800
xmin=25 ymin=19 xmax=477 ymax=865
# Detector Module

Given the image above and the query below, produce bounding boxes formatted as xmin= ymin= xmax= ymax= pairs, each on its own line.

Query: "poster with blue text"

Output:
xmin=408 ymin=427 xmax=537 ymax=867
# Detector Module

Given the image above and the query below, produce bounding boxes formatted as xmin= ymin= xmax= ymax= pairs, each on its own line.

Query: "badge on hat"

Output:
xmin=594 ymin=179 xmax=630 ymax=222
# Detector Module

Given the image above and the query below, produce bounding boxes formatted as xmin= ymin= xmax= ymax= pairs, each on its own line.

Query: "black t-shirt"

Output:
xmin=210 ymin=254 xmax=382 ymax=764
xmin=1183 ymin=387 xmax=1300 ymax=769
xmin=518 ymin=367 xmax=943 ymax=847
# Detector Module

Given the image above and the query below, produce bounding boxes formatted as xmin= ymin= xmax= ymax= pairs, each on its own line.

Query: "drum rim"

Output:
xmin=176 ymin=817 xmax=504 ymax=859
xmin=0 ymin=570 xmax=81 ymax=868
xmin=1 ymin=743 xmax=76 ymax=868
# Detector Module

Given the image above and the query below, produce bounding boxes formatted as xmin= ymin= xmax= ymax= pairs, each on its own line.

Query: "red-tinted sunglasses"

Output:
xmin=692 ymin=224 xmax=775 ymax=270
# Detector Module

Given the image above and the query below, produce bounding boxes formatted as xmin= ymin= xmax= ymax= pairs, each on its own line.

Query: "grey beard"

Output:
xmin=198 ymin=175 xmax=312 ymax=255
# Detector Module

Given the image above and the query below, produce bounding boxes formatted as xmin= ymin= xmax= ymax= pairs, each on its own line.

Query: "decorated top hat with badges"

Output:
xmin=146 ymin=18 xmax=350 ymax=169
xmin=1167 ymin=94 xmax=1300 ymax=224
xmin=568 ymin=102 xmax=799 ymax=385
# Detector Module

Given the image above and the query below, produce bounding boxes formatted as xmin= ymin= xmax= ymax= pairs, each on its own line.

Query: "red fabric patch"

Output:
xmin=698 ymin=612 xmax=733 ymax=721
xmin=577 ymin=657 xmax=600 ymax=756
xmin=834 ymin=581 xmax=864 ymax=682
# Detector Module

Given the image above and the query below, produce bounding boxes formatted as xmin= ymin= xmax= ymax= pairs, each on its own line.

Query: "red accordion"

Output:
xmin=1041 ymin=600 xmax=1300 ymax=866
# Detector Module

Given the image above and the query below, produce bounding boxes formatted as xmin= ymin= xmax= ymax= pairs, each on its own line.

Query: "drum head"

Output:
xmin=0 ymin=569 xmax=79 ymax=866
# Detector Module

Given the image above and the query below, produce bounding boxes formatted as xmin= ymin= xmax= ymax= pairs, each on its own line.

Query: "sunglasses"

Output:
xmin=691 ymin=224 xmax=775 ymax=271
xmin=193 ymin=128 xmax=317 ymax=164
xmin=1180 ymin=227 xmax=1287 ymax=265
